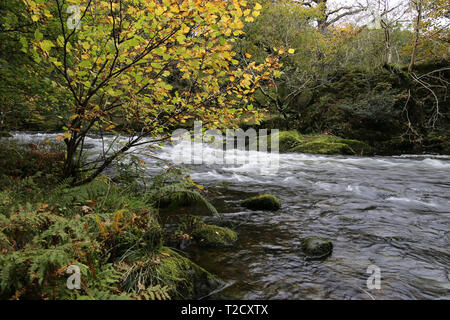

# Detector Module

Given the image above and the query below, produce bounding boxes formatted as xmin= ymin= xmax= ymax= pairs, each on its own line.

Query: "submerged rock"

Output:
xmin=193 ymin=224 xmax=238 ymax=248
xmin=242 ymin=194 xmax=281 ymax=211
xmin=301 ymin=238 xmax=333 ymax=259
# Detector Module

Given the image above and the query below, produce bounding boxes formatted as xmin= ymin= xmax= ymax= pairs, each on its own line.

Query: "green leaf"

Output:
xmin=34 ymin=30 xmax=43 ymax=41
xmin=79 ymin=60 xmax=92 ymax=68
xmin=41 ymin=40 xmax=54 ymax=52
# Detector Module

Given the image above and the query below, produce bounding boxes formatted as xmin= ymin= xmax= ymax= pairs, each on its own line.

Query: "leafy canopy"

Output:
xmin=22 ymin=0 xmax=280 ymax=183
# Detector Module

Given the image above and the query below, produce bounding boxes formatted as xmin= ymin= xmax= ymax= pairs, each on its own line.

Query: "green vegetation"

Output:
xmin=193 ymin=225 xmax=238 ymax=248
xmin=265 ymin=131 xmax=373 ymax=156
xmin=293 ymin=67 xmax=450 ymax=155
xmin=237 ymin=0 xmax=449 ymax=155
xmin=1 ymin=0 xmax=448 ymax=156
xmin=0 ymin=0 xmax=449 ymax=301
xmin=242 ymin=195 xmax=281 ymax=211
xmin=0 ymin=142 xmax=229 ymax=300
xmin=1 ymin=0 xmax=278 ymax=185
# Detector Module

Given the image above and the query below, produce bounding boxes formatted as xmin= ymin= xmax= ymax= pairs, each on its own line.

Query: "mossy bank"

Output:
xmin=0 ymin=141 xmax=226 ymax=300
xmin=263 ymin=131 xmax=373 ymax=156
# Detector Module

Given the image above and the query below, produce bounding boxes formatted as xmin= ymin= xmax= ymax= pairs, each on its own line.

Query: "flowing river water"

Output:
xmin=10 ymin=132 xmax=450 ymax=300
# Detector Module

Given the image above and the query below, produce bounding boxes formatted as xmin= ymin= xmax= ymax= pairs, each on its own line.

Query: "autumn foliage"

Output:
xmin=22 ymin=0 xmax=280 ymax=184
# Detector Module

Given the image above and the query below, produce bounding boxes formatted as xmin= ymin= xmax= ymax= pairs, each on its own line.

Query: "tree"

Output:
xmin=407 ymin=0 xmax=449 ymax=70
xmin=408 ymin=0 xmax=423 ymax=71
xmin=363 ymin=0 xmax=409 ymax=65
xmin=236 ymin=1 xmax=323 ymax=122
xmin=237 ymin=1 xmax=370 ymax=125
xmin=22 ymin=0 xmax=278 ymax=185
xmin=301 ymin=0 xmax=369 ymax=33
xmin=0 ymin=0 xmax=70 ymax=131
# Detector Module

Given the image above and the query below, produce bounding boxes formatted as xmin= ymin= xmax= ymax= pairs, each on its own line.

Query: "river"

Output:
xmin=10 ymin=132 xmax=450 ymax=300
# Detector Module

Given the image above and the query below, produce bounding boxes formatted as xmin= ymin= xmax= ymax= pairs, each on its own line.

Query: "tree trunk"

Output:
xmin=409 ymin=1 xmax=423 ymax=72
xmin=316 ymin=0 xmax=329 ymax=34
xmin=63 ymin=137 xmax=78 ymax=181
xmin=386 ymin=28 xmax=392 ymax=64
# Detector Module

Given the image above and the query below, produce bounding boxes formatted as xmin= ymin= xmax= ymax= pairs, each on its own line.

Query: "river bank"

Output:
xmin=0 ymin=138 xmax=243 ymax=300
xmin=2 ymin=132 xmax=450 ymax=299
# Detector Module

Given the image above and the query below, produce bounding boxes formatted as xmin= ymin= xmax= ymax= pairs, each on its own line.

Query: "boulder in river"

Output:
xmin=193 ymin=224 xmax=238 ymax=248
xmin=301 ymin=238 xmax=333 ymax=259
xmin=264 ymin=131 xmax=373 ymax=156
xmin=148 ymin=247 xmax=224 ymax=299
xmin=242 ymin=194 xmax=281 ymax=211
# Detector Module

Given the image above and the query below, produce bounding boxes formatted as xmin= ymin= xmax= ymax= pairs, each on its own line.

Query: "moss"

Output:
xmin=337 ymin=139 xmax=373 ymax=155
xmin=272 ymin=130 xmax=302 ymax=151
xmin=266 ymin=131 xmax=372 ymax=156
xmin=193 ymin=224 xmax=238 ymax=248
xmin=242 ymin=194 xmax=281 ymax=211
xmin=158 ymin=192 xmax=197 ymax=208
xmin=291 ymin=141 xmax=354 ymax=155
xmin=153 ymin=247 xmax=223 ymax=299
xmin=424 ymin=132 xmax=450 ymax=155
xmin=301 ymin=238 xmax=333 ymax=259
xmin=119 ymin=246 xmax=224 ymax=299
xmin=157 ymin=190 xmax=218 ymax=216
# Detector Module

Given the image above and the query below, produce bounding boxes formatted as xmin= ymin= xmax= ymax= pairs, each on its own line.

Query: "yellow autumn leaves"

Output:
xmin=272 ymin=47 xmax=296 ymax=55
xmin=24 ymin=0 xmax=280 ymax=139
xmin=244 ymin=2 xmax=262 ymax=22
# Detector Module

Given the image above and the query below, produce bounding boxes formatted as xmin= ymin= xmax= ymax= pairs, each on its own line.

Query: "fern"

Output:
xmin=128 ymin=284 xmax=171 ymax=300
xmin=159 ymin=189 xmax=219 ymax=216
xmin=0 ymin=160 xmax=221 ymax=300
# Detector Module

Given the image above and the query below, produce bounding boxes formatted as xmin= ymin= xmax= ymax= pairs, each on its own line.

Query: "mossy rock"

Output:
xmin=266 ymin=131 xmax=372 ymax=156
xmin=158 ymin=192 xmax=198 ymax=208
xmin=156 ymin=190 xmax=218 ymax=216
xmin=291 ymin=141 xmax=354 ymax=155
xmin=328 ymin=138 xmax=373 ymax=155
xmin=193 ymin=224 xmax=238 ymax=248
xmin=125 ymin=247 xmax=224 ymax=299
xmin=156 ymin=248 xmax=224 ymax=299
xmin=268 ymin=131 xmax=302 ymax=152
xmin=242 ymin=194 xmax=281 ymax=211
xmin=301 ymin=238 xmax=333 ymax=259
xmin=0 ymin=131 xmax=12 ymax=138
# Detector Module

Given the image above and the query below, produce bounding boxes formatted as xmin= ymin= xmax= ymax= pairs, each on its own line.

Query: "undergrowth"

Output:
xmin=0 ymin=142 xmax=223 ymax=300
